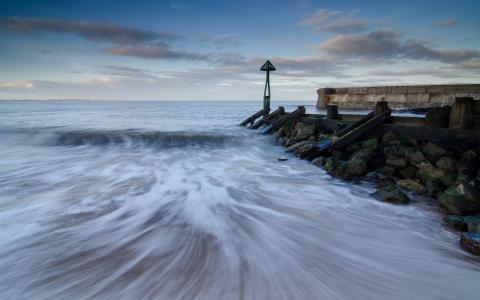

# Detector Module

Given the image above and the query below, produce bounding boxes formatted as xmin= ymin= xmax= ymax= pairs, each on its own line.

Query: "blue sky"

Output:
xmin=0 ymin=0 xmax=479 ymax=100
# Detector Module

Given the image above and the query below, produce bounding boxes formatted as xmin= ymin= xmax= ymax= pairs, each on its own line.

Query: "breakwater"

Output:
xmin=242 ymin=99 xmax=480 ymax=256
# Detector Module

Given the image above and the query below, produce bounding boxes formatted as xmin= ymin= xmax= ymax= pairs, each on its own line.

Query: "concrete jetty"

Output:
xmin=316 ymin=84 xmax=480 ymax=110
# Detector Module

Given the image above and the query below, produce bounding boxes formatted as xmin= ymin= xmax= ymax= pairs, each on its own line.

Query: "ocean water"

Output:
xmin=0 ymin=100 xmax=478 ymax=300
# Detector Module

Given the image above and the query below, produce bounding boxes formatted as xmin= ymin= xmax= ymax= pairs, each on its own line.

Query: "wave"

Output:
xmin=48 ymin=130 xmax=241 ymax=149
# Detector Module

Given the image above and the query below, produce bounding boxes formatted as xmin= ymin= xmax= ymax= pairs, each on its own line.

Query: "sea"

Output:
xmin=0 ymin=100 xmax=479 ymax=299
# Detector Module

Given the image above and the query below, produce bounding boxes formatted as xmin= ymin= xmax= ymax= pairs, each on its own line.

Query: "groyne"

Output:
xmin=241 ymin=97 xmax=480 ymax=255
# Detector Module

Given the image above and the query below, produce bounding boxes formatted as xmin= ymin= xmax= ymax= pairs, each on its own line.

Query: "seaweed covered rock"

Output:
xmin=422 ymin=142 xmax=447 ymax=161
xmin=417 ymin=162 xmax=446 ymax=183
xmin=439 ymin=184 xmax=480 ymax=215
xmin=425 ymin=179 xmax=445 ymax=197
xmin=346 ymin=159 xmax=367 ymax=176
xmin=312 ymin=156 xmax=326 ymax=167
xmin=373 ymin=184 xmax=411 ymax=205
xmin=405 ymin=147 xmax=427 ymax=164
xmin=444 ymin=215 xmax=480 ymax=232
xmin=399 ymin=166 xmax=417 ymax=179
xmin=436 ymin=156 xmax=457 ymax=173
xmin=382 ymin=130 xmax=398 ymax=145
xmin=293 ymin=122 xmax=315 ymax=141
xmin=324 ymin=157 xmax=347 ymax=177
xmin=460 ymin=232 xmax=480 ymax=255
xmin=386 ymin=158 xmax=407 ymax=168
xmin=397 ymin=179 xmax=426 ymax=193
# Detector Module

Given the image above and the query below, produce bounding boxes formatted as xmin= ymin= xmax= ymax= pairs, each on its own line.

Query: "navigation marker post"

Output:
xmin=260 ymin=60 xmax=276 ymax=114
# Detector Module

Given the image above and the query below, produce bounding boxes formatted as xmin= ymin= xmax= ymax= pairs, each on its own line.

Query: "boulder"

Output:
xmin=295 ymin=141 xmax=316 ymax=158
xmin=386 ymin=158 xmax=407 ymax=168
xmin=362 ymin=138 xmax=378 ymax=150
xmin=284 ymin=138 xmax=296 ymax=147
xmin=405 ymin=147 xmax=427 ymax=164
xmin=384 ymin=146 xmax=405 ymax=160
xmin=293 ymin=122 xmax=315 ymax=141
xmin=461 ymin=150 xmax=477 ymax=161
xmin=286 ymin=140 xmax=309 ymax=153
xmin=457 ymin=160 xmax=477 ymax=182
xmin=382 ymin=131 xmax=398 ymax=145
xmin=349 ymin=148 xmax=374 ymax=163
xmin=460 ymin=232 xmax=480 ymax=255
xmin=440 ymin=173 xmax=457 ymax=188
xmin=417 ymin=162 xmax=446 ymax=183
xmin=312 ymin=156 xmax=326 ymax=167
xmin=439 ymin=186 xmax=480 ymax=215
xmin=456 ymin=182 xmax=480 ymax=203
xmin=346 ymin=159 xmax=368 ymax=176
xmin=397 ymin=179 xmax=426 ymax=193
xmin=425 ymin=179 xmax=445 ymax=197
xmin=444 ymin=215 xmax=480 ymax=232
xmin=436 ymin=156 xmax=457 ymax=173
xmin=325 ymin=157 xmax=347 ymax=177
xmin=376 ymin=165 xmax=396 ymax=177
xmin=399 ymin=166 xmax=417 ymax=179
xmin=422 ymin=142 xmax=447 ymax=161
xmin=277 ymin=157 xmax=288 ymax=162
xmin=373 ymin=184 xmax=411 ymax=205
xmin=276 ymin=136 xmax=288 ymax=145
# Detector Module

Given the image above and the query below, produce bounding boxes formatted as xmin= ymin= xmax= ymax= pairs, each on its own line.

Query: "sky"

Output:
xmin=0 ymin=0 xmax=479 ymax=100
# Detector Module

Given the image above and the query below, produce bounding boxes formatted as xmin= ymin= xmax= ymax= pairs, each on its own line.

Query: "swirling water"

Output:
xmin=0 ymin=100 xmax=479 ymax=300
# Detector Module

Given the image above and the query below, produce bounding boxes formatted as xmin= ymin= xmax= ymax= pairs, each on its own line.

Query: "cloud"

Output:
xmin=299 ymin=8 xmax=370 ymax=33
xmin=196 ymin=33 xmax=242 ymax=48
xmin=104 ymin=43 xmax=246 ymax=64
xmin=318 ymin=30 xmax=480 ymax=63
xmin=322 ymin=19 xmax=370 ymax=33
xmin=0 ymin=17 xmax=179 ymax=45
xmin=433 ymin=18 xmax=458 ymax=28
xmin=0 ymin=81 xmax=34 ymax=89
xmin=299 ymin=9 xmax=337 ymax=26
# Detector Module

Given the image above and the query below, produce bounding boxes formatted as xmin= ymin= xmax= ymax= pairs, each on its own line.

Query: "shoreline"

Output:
xmin=266 ymin=112 xmax=480 ymax=255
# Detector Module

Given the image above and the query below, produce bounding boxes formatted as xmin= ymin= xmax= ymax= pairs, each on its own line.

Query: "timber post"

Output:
xmin=326 ymin=105 xmax=339 ymax=120
xmin=450 ymin=97 xmax=474 ymax=130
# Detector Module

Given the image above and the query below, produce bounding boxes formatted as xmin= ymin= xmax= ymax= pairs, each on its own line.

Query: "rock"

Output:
xmin=461 ymin=150 xmax=477 ymax=161
xmin=425 ymin=179 xmax=445 ymax=197
xmin=398 ymin=135 xmax=414 ymax=147
xmin=405 ymin=147 xmax=427 ymax=164
xmin=386 ymin=158 xmax=407 ymax=168
xmin=444 ymin=215 xmax=480 ymax=232
xmin=295 ymin=141 xmax=316 ymax=158
xmin=273 ymin=127 xmax=287 ymax=139
xmin=397 ymin=179 xmax=426 ymax=193
xmin=286 ymin=140 xmax=309 ymax=153
xmin=460 ymin=232 xmax=480 ymax=255
xmin=346 ymin=159 xmax=368 ymax=176
xmin=477 ymin=169 xmax=480 ymax=182
xmin=362 ymin=138 xmax=378 ymax=150
xmin=417 ymin=162 xmax=446 ymax=183
xmin=349 ymin=148 xmax=374 ymax=162
xmin=331 ymin=150 xmax=344 ymax=160
xmin=384 ymin=146 xmax=405 ymax=160
xmin=373 ymin=184 xmax=411 ymax=205
xmin=457 ymin=160 xmax=477 ymax=182
xmin=293 ymin=122 xmax=315 ymax=141
xmin=382 ymin=131 xmax=397 ymax=144
xmin=440 ymin=173 xmax=457 ymax=188
xmin=312 ymin=156 xmax=326 ymax=167
xmin=325 ymin=157 xmax=347 ymax=177
xmin=277 ymin=157 xmax=288 ymax=161
xmin=365 ymin=172 xmax=384 ymax=181
xmin=345 ymin=143 xmax=361 ymax=154
xmin=399 ymin=166 xmax=417 ymax=179
xmin=439 ymin=186 xmax=480 ymax=215
xmin=376 ymin=165 xmax=396 ymax=177
xmin=436 ymin=156 xmax=457 ymax=173
xmin=456 ymin=182 xmax=480 ymax=203
xmin=276 ymin=136 xmax=288 ymax=145
xmin=284 ymin=138 xmax=296 ymax=147
xmin=422 ymin=142 xmax=447 ymax=161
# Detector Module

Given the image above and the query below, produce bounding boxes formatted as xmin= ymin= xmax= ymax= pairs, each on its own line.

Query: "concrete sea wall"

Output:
xmin=316 ymin=84 xmax=480 ymax=110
